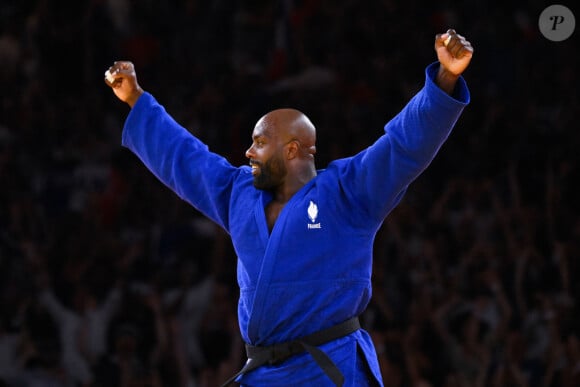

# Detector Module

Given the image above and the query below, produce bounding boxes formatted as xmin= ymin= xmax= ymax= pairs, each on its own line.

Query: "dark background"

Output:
xmin=0 ymin=1 xmax=579 ymax=386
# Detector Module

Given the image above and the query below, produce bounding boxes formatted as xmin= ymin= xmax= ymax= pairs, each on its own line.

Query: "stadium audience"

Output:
xmin=0 ymin=1 xmax=578 ymax=386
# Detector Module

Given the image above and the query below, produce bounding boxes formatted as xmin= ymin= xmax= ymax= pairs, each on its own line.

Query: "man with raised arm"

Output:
xmin=105 ymin=29 xmax=473 ymax=386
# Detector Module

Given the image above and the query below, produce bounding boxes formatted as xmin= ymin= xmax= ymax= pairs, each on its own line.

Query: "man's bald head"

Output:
xmin=255 ymin=108 xmax=317 ymax=157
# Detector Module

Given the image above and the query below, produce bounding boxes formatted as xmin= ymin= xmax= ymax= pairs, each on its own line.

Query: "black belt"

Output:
xmin=221 ymin=316 xmax=360 ymax=387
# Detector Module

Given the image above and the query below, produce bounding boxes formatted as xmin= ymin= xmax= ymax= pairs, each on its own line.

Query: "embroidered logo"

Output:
xmin=307 ymin=201 xmax=321 ymax=229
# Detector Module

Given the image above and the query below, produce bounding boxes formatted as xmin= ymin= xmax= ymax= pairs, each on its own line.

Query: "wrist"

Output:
xmin=436 ymin=65 xmax=459 ymax=95
xmin=127 ymin=88 xmax=144 ymax=108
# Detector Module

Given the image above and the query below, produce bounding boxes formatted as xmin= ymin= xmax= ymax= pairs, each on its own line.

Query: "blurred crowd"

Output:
xmin=0 ymin=0 xmax=579 ymax=386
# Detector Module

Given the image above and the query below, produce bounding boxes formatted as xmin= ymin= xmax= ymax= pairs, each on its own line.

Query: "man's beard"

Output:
xmin=252 ymin=155 xmax=286 ymax=190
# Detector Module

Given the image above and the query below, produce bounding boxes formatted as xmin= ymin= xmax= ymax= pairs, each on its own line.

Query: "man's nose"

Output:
xmin=245 ymin=145 xmax=254 ymax=159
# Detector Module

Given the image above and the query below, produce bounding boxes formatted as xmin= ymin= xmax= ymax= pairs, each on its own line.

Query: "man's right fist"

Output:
xmin=104 ymin=61 xmax=144 ymax=108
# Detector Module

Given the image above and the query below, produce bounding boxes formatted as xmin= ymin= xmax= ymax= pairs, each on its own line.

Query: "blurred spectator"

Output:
xmin=36 ymin=272 xmax=123 ymax=385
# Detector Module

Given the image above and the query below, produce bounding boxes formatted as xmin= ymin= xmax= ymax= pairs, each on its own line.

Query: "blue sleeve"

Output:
xmin=334 ymin=62 xmax=470 ymax=224
xmin=121 ymin=92 xmax=238 ymax=231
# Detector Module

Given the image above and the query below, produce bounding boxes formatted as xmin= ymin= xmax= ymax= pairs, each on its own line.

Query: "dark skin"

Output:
xmin=106 ymin=29 xmax=473 ymax=232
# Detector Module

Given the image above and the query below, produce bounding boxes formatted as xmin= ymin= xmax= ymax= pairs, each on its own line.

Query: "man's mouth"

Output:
xmin=250 ymin=161 xmax=260 ymax=175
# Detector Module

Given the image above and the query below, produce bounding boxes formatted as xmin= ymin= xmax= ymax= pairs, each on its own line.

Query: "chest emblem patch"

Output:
xmin=307 ymin=201 xmax=321 ymax=229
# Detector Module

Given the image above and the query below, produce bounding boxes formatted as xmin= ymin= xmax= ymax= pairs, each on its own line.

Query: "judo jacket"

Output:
xmin=121 ymin=62 xmax=470 ymax=385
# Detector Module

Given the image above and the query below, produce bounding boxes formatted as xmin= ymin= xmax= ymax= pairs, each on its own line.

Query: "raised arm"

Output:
xmin=103 ymin=61 xmax=240 ymax=230
xmin=336 ymin=29 xmax=473 ymax=224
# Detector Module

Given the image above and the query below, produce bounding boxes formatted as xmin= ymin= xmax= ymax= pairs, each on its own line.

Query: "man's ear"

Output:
xmin=285 ymin=140 xmax=299 ymax=160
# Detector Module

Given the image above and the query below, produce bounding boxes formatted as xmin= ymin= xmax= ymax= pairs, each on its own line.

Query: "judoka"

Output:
xmin=105 ymin=29 xmax=473 ymax=386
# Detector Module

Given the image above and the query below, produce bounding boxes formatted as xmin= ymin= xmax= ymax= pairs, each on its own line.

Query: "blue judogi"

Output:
xmin=121 ymin=62 xmax=470 ymax=386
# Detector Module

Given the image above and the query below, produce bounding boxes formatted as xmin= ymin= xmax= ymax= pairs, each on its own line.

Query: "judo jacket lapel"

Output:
xmin=247 ymin=185 xmax=311 ymax=344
